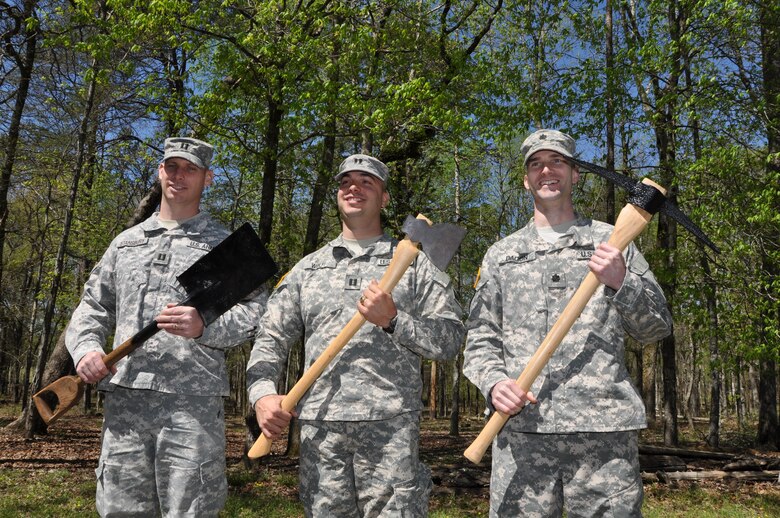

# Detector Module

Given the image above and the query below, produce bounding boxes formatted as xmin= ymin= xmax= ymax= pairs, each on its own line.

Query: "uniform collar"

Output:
xmin=140 ymin=211 xmax=210 ymax=236
xmin=517 ymin=215 xmax=596 ymax=253
xmin=330 ymin=232 xmax=394 ymax=257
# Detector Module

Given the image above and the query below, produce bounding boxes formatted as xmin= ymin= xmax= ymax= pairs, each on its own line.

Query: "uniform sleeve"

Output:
xmin=195 ymin=288 xmax=267 ymax=350
xmin=463 ymin=249 xmax=511 ymax=400
xmin=65 ymin=246 xmax=118 ymax=368
xmin=606 ymin=243 xmax=673 ymax=343
xmin=390 ymin=259 xmax=464 ymax=361
xmin=246 ymin=270 xmax=304 ymax=406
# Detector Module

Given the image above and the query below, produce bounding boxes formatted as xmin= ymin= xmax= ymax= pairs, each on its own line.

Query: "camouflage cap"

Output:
xmin=334 ymin=154 xmax=389 ymax=183
xmin=520 ymin=129 xmax=576 ymax=166
xmin=163 ymin=137 xmax=214 ymax=170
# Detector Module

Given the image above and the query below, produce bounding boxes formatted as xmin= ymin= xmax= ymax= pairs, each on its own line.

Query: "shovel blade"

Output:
xmin=33 ymin=375 xmax=85 ymax=425
xmin=176 ymin=223 xmax=278 ymax=325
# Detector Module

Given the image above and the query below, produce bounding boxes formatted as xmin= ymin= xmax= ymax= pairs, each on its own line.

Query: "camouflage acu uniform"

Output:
xmin=464 ymin=217 xmax=672 ymax=517
xmin=247 ymin=233 xmax=464 ymax=517
xmin=66 ymin=211 xmax=263 ymax=517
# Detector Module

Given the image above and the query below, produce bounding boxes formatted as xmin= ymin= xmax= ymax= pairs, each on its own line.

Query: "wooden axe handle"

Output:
xmin=464 ymin=180 xmax=664 ymax=464
xmin=247 ymin=216 xmax=430 ymax=459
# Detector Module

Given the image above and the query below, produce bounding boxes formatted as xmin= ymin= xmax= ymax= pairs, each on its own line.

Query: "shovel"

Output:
xmin=33 ymin=222 xmax=278 ymax=425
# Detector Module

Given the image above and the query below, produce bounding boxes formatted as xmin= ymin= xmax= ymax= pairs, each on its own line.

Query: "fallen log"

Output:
xmin=639 ymin=444 xmax=736 ymax=460
xmin=642 ymin=470 xmax=780 ymax=483
xmin=639 ymin=454 xmax=687 ymax=472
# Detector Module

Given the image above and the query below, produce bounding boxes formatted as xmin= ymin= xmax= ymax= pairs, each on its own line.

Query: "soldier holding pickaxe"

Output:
xmin=247 ymin=154 xmax=465 ymax=517
xmin=464 ymin=130 xmax=676 ymax=517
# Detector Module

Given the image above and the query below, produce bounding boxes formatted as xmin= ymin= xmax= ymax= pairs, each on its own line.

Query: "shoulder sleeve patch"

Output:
xmin=274 ymin=270 xmax=290 ymax=289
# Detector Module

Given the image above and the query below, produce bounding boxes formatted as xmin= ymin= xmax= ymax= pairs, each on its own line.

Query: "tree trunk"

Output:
xmin=429 ymin=361 xmax=438 ymax=419
xmin=0 ymin=0 xmax=38 ymax=292
xmin=449 ymin=349 xmax=463 ymax=437
xmin=756 ymin=0 xmax=780 ymax=450
xmin=701 ymin=250 xmax=721 ymax=447
xmin=757 ymin=360 xmax=778 ymax=448
xmin=258 ymin=84 xmax=284 ymax=246
xmin=604 ymin=0 xmax=616 ymax=224
xmin=643 ymin=343 xmax=657 ymax=421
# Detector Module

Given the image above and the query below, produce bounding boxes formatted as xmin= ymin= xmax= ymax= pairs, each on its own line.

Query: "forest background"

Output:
xmin=0 ymin=0 xmax=778 ymax=455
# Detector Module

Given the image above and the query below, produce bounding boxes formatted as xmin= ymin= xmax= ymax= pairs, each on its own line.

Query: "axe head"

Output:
xmin=401 ymin=215 xmax=466 ymax=271
xmin=177 ymin=223 xmax=279 ymax=325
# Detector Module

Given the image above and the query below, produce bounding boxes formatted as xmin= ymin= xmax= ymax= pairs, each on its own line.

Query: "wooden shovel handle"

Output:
xmin=464 ymin=181 xmax=663 ymax=464
xmin=32 ymin=320 xmax=161 ymax=425
xmin=247 ymin=217 xmax=430 ymax=459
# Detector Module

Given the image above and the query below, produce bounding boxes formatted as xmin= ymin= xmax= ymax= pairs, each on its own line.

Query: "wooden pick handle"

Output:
xmin=464 ymin=180 xmax=664 ymax=463
xmin=247 ymin=215 xmax=432 ymax=459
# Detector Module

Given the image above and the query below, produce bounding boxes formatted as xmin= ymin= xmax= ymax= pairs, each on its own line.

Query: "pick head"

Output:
xmin=570 ymin=157 xmax=720 ymax=254
xmin=401 ymin=215 xmax=467 ymax=271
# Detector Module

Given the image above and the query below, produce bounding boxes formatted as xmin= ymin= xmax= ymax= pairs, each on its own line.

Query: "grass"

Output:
xmin=3 ymin=466 xmax=779 ymax=517
xmin=643 ymin=482 xmax=780 ymax=517
xmin=1 ymin=404 xmax=779 ymax=517
xmin=0 ymin=469 xmax=95 ymax=517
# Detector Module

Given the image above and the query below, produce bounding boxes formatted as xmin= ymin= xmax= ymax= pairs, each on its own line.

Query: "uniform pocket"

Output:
xmin=386 ymin=463 xmax=432 ymax=517
xmin=159 ymin=457 xmax=227 ymax=516
xmin=95 ymin=459 xmax=156 ymax=516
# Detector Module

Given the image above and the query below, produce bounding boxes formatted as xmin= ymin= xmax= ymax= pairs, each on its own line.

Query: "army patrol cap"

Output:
xmin=334 ymin=154 xmax=389 ymax=183
xmin=163 ymin=137 xmax=214 ymax=170
xmin=521 ymin=129 xmax=576 ymax=167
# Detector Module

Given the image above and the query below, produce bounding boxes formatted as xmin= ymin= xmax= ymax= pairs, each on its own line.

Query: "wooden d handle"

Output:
xmin=32 ymin=321 xmax=161 ymax=425
xmin=464 ymin=185 xmax=662 ymax=464
xmin=247 ymin=216 xmax=431 ymax=459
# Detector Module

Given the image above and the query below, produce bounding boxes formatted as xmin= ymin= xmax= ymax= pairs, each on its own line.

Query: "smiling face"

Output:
xmin=158 ymin=157 xmax=214 ymax=219
xmin=336 ymin=171 xmax=388 ymax=239
xmin=523 ymin=149 xmax=579 ymax=209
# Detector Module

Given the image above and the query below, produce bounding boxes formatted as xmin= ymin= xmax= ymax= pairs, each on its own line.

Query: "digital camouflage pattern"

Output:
xmin=464 ymin=216 xmax=672 ymax=434
xmin=464 ymin=216 xmax=671 ymax=516
xmin=247 ymin=233 xmax=463 ymax=517
xmin=96 ymin=387 xmax=227 ymax=517
xmin=66 ymin=211 xmax=263 ymax=397
xmin=520 ymin=129 xmax=576 ymax=166
xmin=247 ymin=233 xmax=464 ymax=419
xmin=490 ymin=430 xmax=643 ymax=517
xmin=299 ymin=413 xmax=431 ymax=518
xmin=66 ymin=211 xmax=265 ymax=517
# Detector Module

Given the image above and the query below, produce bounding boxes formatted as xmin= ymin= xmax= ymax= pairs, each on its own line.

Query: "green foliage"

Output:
xmin=2 ymin=0 xmax=780 ymax=447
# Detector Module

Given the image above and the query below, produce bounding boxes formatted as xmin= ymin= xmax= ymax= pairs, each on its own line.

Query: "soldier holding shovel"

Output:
xmin=65 ymin=137 xmax=266 ymax=517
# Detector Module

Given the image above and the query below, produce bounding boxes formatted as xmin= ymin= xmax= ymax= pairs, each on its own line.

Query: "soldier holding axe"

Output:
xmin=247 ymin=154 xmax=464 ymax=517
xmin=464 ymin=130 xmax=674 ymax=517
xmin=64 ymin=138 xmax=269 ymax=517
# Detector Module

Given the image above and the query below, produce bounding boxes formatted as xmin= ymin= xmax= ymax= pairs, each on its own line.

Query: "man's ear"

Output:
xmin=523 ymin=174 xmax=530 ymax=190
xmin=205 ymin=169 xmax=214 ymax=187
xmin=572 ymin=166 xmax=580 ymax=184
xmin=382 ymin=189 xmax=389 ymax=208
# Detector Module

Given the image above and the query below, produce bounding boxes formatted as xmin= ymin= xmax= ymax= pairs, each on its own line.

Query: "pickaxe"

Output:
xmin=33 ymin=223 xmax=278 ymax=426
xmin=247 ymin=214 xmax=466 ymax=459
xmin=463 ymin=160 xmax=719 ymax=464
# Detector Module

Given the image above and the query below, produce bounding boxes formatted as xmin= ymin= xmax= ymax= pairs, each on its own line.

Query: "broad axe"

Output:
xmin=463 ymin=159 xmax=719 ymax=464
xmin=247 ymin=214 xmax=466 ymax=459
xmin=33 ymin=223 xmax=279 ymax=426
